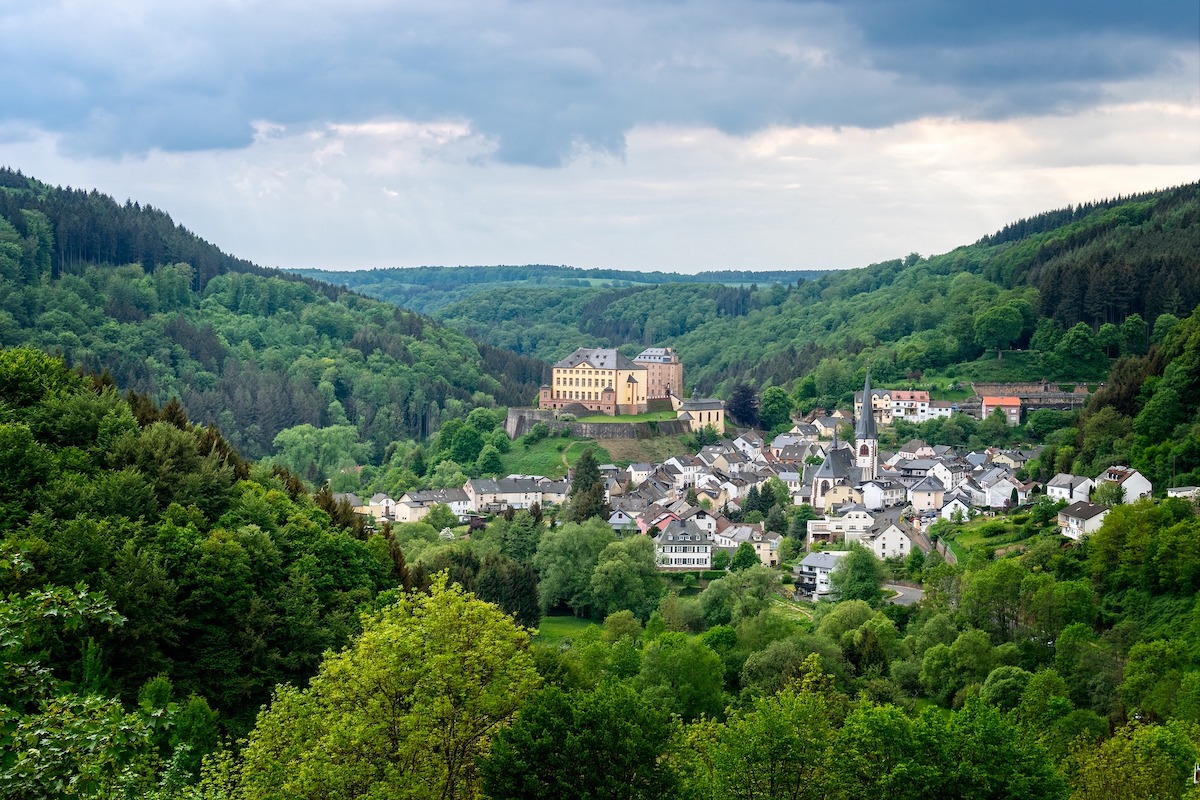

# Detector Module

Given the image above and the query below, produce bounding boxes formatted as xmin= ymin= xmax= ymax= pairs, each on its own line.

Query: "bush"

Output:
xmin=525 ymin=422 xmax=549 ymax=445
xmin=980 ymin=522 xmax=1007 ymax=537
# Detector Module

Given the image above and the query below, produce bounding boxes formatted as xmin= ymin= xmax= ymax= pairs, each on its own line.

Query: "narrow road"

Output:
xmin=885 ymin=583 xmax=924 ymax=606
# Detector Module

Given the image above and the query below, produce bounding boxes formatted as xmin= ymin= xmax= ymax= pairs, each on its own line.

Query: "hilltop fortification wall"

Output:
xmin=506 ymin=407 xmax=690 ymax=440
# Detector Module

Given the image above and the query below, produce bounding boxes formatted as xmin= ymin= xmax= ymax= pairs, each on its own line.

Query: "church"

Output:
xmin=808 ymin=372 xmax=879 ymax=512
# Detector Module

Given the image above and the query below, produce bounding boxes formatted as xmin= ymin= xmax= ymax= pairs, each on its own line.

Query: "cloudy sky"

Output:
xmin=2 ymin=1 xmax=1197 ymax=272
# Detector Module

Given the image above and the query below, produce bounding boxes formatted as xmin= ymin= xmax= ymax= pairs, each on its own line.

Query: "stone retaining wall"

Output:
xmin=506 ymin=407 xmax=691 ymax=440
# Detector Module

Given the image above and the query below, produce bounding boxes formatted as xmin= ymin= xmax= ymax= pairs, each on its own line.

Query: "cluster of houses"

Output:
xmin=338 ymin=373 xmax=1163 ymax=597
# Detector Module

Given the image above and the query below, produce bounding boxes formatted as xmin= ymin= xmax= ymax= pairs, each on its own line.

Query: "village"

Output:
xmin=336 ymin=346 xmax=1190 ymax=600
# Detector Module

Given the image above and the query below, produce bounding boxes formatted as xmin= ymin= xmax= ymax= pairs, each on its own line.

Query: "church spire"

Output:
xmin=855 ymin=371 xmax=878 ymax=441
xmin=855 ymin=371 xmax=879 ymax=482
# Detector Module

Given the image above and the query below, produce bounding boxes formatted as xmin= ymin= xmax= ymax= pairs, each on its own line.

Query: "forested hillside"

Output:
xmin=0 ymin=168 xmax=544 ymax=463
xmin=334 ymin=184 xmax=1199 ymax=401
xmin=293 ymin=263 xmax=826 ymax=315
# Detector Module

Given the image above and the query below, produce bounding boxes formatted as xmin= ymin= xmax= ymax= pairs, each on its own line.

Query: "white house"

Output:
xmin=940 ymin=495 xmax=972 ymax=521
xmin=1058 ymin=500 xmax=1110 ymax=540
xmin=653 ymin=520 xmax=714 ymax=570
xmin=806 ymin=505 xmax=877 ymax=549
xmin=861 ymin=519 xmax=918 ymax=560
xmin=930 ymin=460 xmax=971 ymax=491
xmin=626 ymin=463 xmax=654 ymax=486
xmin=859 ymin=478 xmax=906 ymax=511
xmin=1046 ymin=473 xmax=1095 ymax=504
xmin=1096 ymin=466 xmax=1153 ymax=501
xmin=607 ymin=508 xmax=637 ymax=533
xmin=365 ymin=493 xmax=396 ymax=523
xmin=795 ymin=550 xmax=850 ymax=596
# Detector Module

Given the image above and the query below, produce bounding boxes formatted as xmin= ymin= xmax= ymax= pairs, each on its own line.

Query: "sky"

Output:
xmin=1 ymin=0 xmax=1197 ymax=273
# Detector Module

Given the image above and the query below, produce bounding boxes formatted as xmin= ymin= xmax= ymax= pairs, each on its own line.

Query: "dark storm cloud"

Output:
xmin=1 ymin=0 xmax=1193 ymax=165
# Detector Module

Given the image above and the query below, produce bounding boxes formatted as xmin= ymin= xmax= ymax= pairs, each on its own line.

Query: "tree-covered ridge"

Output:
xmin=0 ymin=169 xmax=545 ymax=461
xmin=434 ymin=282 xmax=756 ymax=361
xmin=373 ymin=184 xmax=1200 ymax=398
xmin=291 ymin=263 xmax=827 ymax=315
xmin=0 ymin=348 xmax=410 ymax=784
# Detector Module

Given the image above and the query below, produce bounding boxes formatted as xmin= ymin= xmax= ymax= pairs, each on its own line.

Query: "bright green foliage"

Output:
xmin=975 ymin=304 xmax=1025 ymax=358
xmin=960 ymin=558 xmax=1027 ymax=641
xmin=481 ymin=681 xmax=678 ymax=800
xmin=758 ymin=385 xmax=794 ymax=431
xmin=708 ymin=671 xmax=840 ymax=799
xmin=634 ymin=632 xmax=726 ymax=721
xmin=234 ymin=579 xmax=541 ymax=800
xmin=533 ymin=519 xmax=616 ymax=616
xmin=829 ymin=545 xmax=885 ymax=605
xmin=590 ymin=536 xmax=664 ymax=621
xmin=0 ymin=571 xmax=166 ymax=799
xmin=423 ymin=502 xmax=459 ymax=531
xmin=1070 ymin=721 xmax=1199 ymax=800
xmin=496 ymin=510 xmax=545 ymax=564
xmin=731 ymin=541 xmax=760 ymax=571
xmin=475 ymin=443 xmax=504 ymax=475
xmin=270 ymin=423 xmax=371 ymax=485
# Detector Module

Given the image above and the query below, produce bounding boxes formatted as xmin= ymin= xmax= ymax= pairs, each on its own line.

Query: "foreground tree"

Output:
xmin=829 ymin=545 xmax=885 ymax=605
xmin=231 ymin=579 xmax=541 ymax=800
xmin=481 ymin=681 xmax=679 ymax=800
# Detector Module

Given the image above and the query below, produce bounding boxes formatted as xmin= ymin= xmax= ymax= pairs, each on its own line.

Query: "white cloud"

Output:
xmin=5 ymin=100 xmax=1195 ymax=273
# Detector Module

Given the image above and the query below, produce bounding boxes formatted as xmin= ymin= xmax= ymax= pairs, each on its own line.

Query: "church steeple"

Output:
xmin=855 ymin=371 xmax=878 ymax=481
xmin=855 ymin=371 xmax=878 ymax=441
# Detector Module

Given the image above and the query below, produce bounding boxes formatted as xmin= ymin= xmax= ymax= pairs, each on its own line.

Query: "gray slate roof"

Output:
xmin=554 ymin=347 xmax=643 ymax=370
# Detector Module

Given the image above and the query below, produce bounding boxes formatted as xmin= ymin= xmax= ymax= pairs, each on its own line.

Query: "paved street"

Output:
xmin=885 ymin=583 xmax=925 ymax=606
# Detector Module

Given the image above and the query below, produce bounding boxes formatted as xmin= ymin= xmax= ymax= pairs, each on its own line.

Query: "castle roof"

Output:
xmin=553 ymin=347 xmax=643 ymax=371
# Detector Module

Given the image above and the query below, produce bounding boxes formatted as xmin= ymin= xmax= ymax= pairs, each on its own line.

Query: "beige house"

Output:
xmin=674 ymin=392 xmax=726 ymax=433
xmin=854 ymin=388 xmax=894 ymax=427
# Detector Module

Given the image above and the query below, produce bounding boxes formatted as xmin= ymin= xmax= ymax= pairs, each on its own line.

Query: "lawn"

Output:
xmin=601 ymin=435 xmax=696 ymax=466
xmin=770 ymin=595 xmax=815 ymax=623
xmin=499 ymin=436 xmax=611 ymax=478
xmin=575 ymin=411 xmax=680 ymax=423
xmin=533 ymin=615 xmax=598 ymax=646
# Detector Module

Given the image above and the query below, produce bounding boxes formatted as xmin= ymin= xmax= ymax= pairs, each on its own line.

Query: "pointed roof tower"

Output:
xmin=855 ymin=372 xmax=878 ymax=441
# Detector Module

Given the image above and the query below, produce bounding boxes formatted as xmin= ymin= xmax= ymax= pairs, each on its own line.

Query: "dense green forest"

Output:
xmin=6 ymin=337 xmax=1200 ymax=798
xmin=292 ymin=264 xmax=828 ymax=316
xmin=318 ymin=185 xmax=1200 ymax=402
xmin=0 ymin=168 xmax=544 ymax=465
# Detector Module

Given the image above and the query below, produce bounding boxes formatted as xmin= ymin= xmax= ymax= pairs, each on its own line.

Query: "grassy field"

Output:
xmin=601 ymin=435 xmax=695 ymax=465
xmin=534 ymin=615 xmax=598 ymax=646
xmin=499 ymin=436 xmax=611 ymax=477
xmin=770 ymin=595 xmax=815 ymax=623
xmin=575 ymin=411 xmax=679 ymax=423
